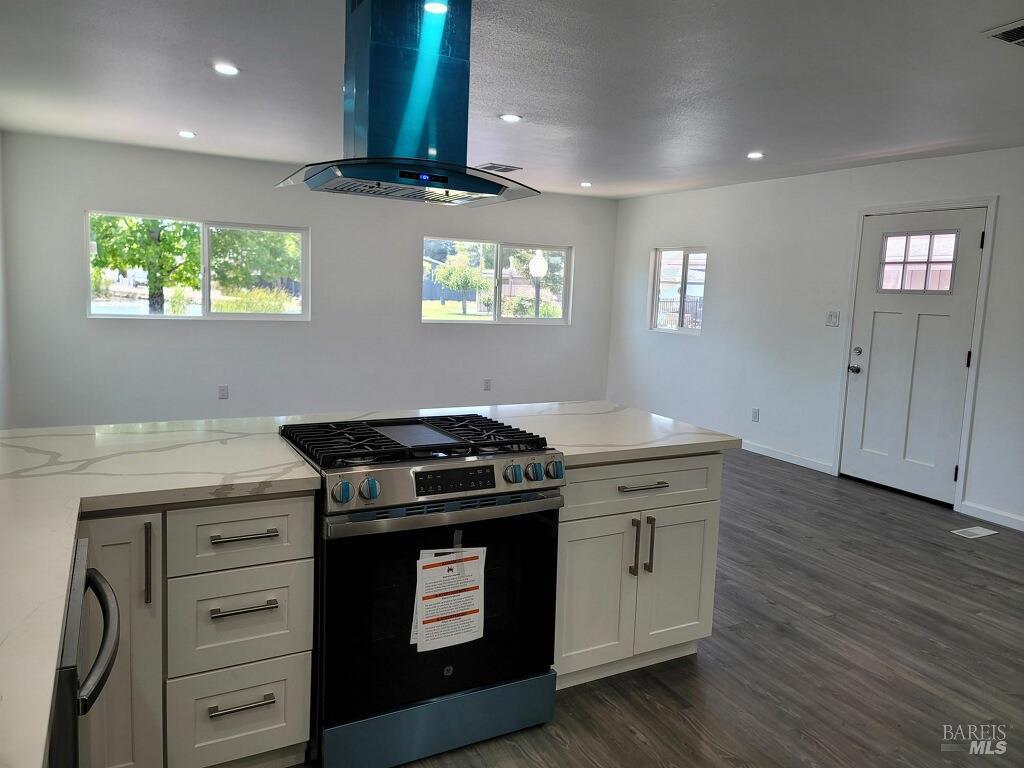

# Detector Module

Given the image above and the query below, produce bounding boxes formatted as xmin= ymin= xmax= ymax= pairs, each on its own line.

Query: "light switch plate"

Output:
xmin=825 ymin=310 xmax=840 ymax=327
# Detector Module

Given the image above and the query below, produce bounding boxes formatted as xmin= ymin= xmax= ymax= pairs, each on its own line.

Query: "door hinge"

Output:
xmin=966 ymin=350 xmax=972 ymax=368
xmin=954 ymin=465 xmax=959 ymax=482
xmin=980 ymin=230 xmax=985 ymax=249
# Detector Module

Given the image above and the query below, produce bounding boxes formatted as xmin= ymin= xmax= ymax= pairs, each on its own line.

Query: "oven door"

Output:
xmin=318 ymin=491 xmax=560 ymax=728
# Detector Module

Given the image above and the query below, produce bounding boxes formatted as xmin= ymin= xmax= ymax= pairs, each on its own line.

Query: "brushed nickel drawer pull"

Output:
xmin=210 ymin=527 xmax=279 ymax=545
xmin=617 ymin=481 xmax=670 ymax=494
xmin=207 ymin=692 xmax=275 ymax=718
xmin=210 ymin=598 xmax=279 ymax=620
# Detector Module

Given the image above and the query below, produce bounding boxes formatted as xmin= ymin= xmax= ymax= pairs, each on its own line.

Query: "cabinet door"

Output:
xmin=78 ymin=514 xmax=164 ymax=768
xmin=634 ymin=502 xmax=719 ymax=655
xmin=554 ymin=513 xmax=640 ymax=675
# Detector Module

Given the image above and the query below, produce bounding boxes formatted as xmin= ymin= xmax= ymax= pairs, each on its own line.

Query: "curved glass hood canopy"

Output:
xmin=278 ymin=0 xmax=538 ymax=207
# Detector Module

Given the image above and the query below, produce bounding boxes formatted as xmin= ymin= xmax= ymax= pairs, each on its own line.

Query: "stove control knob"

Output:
xmin=358 ymin=477 xmax=381 ymax=501
xmin=545 ymin=460 xmax=565 ymax=480
xmin=525 ymin=462 xmax=544 ymax=481
xmin=503 ymin=464 xmax=524 ymax=484
xmin=332 ymin=480 xmax=354 ymax=504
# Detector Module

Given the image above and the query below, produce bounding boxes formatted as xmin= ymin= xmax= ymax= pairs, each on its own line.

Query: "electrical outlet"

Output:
xmin=751 ymin=408 xmax=760 ymax=423
xmin=218 ymin=385 xmax=229 ymax=400
xmin=825 ymin=310 xmax=841 ymax=327
xmin=482 ymin=378 xmax=492 ymax=392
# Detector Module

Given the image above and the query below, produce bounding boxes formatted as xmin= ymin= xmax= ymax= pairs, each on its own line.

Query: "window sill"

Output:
xmin=421 ymin=318 xmax=570 ymax=326
xmin=650 ymin=326 xmax=701 ymax=336
xmin=87 ymin=312 xmax=310 ymax=322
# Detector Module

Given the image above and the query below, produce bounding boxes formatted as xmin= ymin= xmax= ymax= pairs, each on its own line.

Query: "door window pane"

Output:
xmin=884 ymin=235 xmax=906 ymax=261
xmin=209 ymin=227 xmax=304 ymax=315
xmin=931 ymin=233 xmax=956 ymax=261
xmin=499 ymin=246 xmax=568 ymax=319
xmin=926 ymin=262 xmax=953 ymax=291
xmin=907 ymin=235 xmax=930 ymax=261
xmin=881 ymin=264 xmax=903 ymax=290
xmin=903 ymin=262 xmax=927 ymax=291
xmin=89 ymin=213 xmax=202 ymax=316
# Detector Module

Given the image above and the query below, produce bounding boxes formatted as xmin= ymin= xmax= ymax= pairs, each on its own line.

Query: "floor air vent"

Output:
xmin=984 ymin=19 xmax=1024 ymax=47
xmin=951 ymin=526 xmax=998 ymax=539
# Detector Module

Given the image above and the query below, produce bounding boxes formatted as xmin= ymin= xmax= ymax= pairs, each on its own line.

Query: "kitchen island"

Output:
xmin=0 ymin=400 xmax=739 ymax=768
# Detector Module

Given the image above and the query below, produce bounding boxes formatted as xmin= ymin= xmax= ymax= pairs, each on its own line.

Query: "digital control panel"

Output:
xmin=414 ymin=465 xmax=496 ymax=497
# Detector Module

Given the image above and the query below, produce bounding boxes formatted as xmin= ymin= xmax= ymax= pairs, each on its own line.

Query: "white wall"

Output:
xmin=0 ymin=132 xmax=8 ymax=427
xmin=1 ymin=132 xmax=617 ymax=427
xmin=607 ymin=146 xmax=1024 ymax=531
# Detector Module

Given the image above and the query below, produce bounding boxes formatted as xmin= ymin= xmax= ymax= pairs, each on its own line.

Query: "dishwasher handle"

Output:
xmin=78 ymin=567 xmax=120 ymax=716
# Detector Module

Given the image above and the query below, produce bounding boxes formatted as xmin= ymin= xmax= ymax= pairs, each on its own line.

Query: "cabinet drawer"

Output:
xmin=166 ymin=652 xmax=311 ymax=768
xmin=167 ymin=497 xmax=314 ymax=576
xmin=562 ymin=455 xmax=721 ymax=521
xmin=167 ymin=559 xmax=314 ymax=677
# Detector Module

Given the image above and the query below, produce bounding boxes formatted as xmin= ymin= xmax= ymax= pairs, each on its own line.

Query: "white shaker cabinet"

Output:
xmin=77 ymin=513 xmax=164 ymax=768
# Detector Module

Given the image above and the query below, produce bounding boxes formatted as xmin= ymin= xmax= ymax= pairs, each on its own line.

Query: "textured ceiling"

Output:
xmin=1 ymin=0 xmax=1023 ymax=197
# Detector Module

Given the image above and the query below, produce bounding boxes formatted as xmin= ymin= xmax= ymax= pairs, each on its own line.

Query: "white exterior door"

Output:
xmin=841 ymin=208 xmax=986 ymax=503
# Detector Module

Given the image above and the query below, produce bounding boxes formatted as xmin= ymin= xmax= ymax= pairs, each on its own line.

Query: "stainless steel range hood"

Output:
xmin=278 ymin=0 xmax=538 ymax=207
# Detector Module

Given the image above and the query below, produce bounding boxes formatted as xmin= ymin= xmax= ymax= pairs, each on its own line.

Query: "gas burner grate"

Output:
xmin=280 ymin=414 xmax=547 ymax=470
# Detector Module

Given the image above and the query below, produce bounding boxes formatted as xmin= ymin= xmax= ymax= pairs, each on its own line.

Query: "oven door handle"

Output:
xmin=324 ymin=493 xmax=564 ymax=538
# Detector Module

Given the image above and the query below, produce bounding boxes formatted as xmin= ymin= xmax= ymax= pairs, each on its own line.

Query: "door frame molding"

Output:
xmin=831 ymin=196 xmax=999 ymax=513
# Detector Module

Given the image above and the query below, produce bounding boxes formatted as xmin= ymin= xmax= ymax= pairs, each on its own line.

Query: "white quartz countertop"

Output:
xmin=0 ymin=400 xmax=738 ymax=768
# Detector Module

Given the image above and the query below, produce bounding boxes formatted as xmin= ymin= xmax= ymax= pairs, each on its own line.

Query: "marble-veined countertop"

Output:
xmin=0 ymin=400 xmax=739 ymax=768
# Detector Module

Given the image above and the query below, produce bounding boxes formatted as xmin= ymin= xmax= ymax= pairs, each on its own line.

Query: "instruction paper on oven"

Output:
xmin=410 ymin=548 xmax=485 ymax=652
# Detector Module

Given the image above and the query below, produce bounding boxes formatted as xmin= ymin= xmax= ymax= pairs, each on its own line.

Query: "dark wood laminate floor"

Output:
xmin=413 ymin=449 xmax=1024 ymax=768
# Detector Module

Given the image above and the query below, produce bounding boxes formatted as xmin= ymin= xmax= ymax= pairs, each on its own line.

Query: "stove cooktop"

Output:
xmin=280 ymin=414 xmax=549 ymax=470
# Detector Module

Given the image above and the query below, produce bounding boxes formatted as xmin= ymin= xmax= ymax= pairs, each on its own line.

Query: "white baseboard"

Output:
xmin=957 ymin=501 xmax=1024 ymax=534
xmin=741 ymin=441 xmax=834 ymax=474
xmin=555 ymin=641 xmax=698 ymax=690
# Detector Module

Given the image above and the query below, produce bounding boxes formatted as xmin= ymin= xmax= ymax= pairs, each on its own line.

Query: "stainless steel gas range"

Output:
xmin=280 ymin=415 xmax=566 ymax=768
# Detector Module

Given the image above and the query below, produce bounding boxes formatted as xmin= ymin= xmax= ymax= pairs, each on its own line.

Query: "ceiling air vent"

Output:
xmin=984 ymin=19 xmax=1024 ymax=47
xmin=477 ymin=162 xmax=523 ymax=173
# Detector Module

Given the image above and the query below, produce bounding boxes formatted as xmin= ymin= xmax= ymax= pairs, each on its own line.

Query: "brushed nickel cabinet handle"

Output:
xmin=210 ymin=598 xmax=279 ymax=620
xmin=210 ymin=527 xmax=279 ymax=545
xmin=628 ymin=518 xmax=642 ymax=576
xmin=207 ymin=692 xmax=275 ymax=718
xmin=143 ymin=521 xmax=153 ymax=605
xmin=617 ymin=481 xmax=670 ymax=494
xmin=644 ymin=516 xmax=656 ymax=573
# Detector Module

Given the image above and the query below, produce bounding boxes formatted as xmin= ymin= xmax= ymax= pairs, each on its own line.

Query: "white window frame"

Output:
xmin=649 ymin=246 xmax=707 ymax=335
xmin=85 ymin=210 xmax=311 ymax=321
xmin=420 ymin=237 xmax=573 ymax=325
xmin=876 ymin=228 xmax=958 ymax=295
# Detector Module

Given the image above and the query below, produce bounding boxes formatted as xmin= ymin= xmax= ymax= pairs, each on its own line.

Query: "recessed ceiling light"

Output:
xmin=213 ymin=61 xmax=240 ymax=76
xmin=499 ymin=114 xmax=523 ymax=123
xmin=177 ymin=130 xmax=196 ymax=139
xmin=423 ymin=2 xmax=448 ymax=13
xmin=746 ymin=151 xmax=764 ymax=160
xmin=427 ymin=147 xmax=438 ymax=157
xmin=579 ymin=181 xmax=592 ymax=188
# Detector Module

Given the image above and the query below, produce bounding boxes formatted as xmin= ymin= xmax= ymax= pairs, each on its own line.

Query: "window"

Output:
xmin=87 ymin=212 xmax=308 ymax=319
xmin=879 ymin=230 xmax=957 ymax=294
xmin=422 ymin=238 xmax=571 ymax=323
xmin=651 ymin=247 xmax=707 ymax=332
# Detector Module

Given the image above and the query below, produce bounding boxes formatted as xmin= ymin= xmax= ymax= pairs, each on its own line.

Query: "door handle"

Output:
xmin=644 ymin=516 xmax=656 ymax=573
xmin=207 ymin=692 xmax=276 ymax=719
xmin=847 ymin=364 xmax=862 ymax=374
xmin=78 ymin=568 xmax=120 ymax=715
xmin=628 ymin=518 xmax=641 ymax=576
xmin=210 ymin=598 xmax=279 ymax=620
xmin=210 ymin=527 xmax=279 ymax=545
